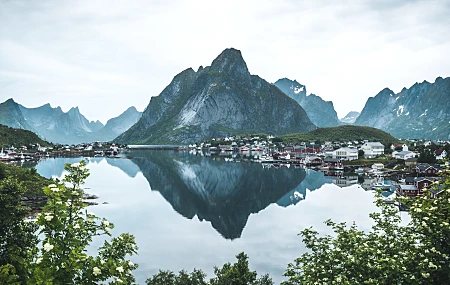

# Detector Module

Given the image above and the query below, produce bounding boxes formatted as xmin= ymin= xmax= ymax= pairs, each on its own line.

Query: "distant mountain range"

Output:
xmin=274 ymin=78 xmax=341 ymax=127
xmin=0 ymin=99 xmax=141 ymax=144
xmin=354 ymin=77 xmax=450 ymax=140
xmin=340 ymin=111 xmax=360 ymax=124
xmin=116 ymin=48 xmax=316 ymax=144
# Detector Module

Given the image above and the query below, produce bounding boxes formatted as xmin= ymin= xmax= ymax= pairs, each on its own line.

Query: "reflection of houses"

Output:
xmin=332 ymin=148 xmax=358 ymax=161
xmin=397 ymin=177 xmax=436 ymax=197
xmin=361 ymin=142 xmax=384 ymax=158
xmin=392 ymin=150 xmax=415 ymax=160
xmin=323 ymin=158 xmax=343 ymax=169
xmin=332 ymin=174 xmax=359 ymax=187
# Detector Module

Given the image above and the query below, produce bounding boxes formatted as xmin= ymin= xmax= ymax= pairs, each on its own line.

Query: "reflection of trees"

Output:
xmin=129 ymin=151 xmax=306 ymax=239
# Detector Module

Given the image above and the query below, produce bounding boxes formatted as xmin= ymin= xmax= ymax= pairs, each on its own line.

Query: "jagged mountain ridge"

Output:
xmin=0 ymin=99 xmax=141 ymax=144
xmin=340 ymin=111 xmax=360 ymax=124
xmin=115 ymin=48 xmax=317 ymax=144
xmin=274 ymin=78 xmax=341 ymax=127
xmin=354 ymin=77 xmax=450 ymax=140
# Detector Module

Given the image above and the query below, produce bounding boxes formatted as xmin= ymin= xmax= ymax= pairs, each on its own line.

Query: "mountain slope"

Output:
xmin=280 ymin=125 xmax=399 ymax=146
xmin=0 ymin=99 xmax=34 ymax=131
xmin=95 ymin=106 xmax=142 ymax=141
xmin=354 ymin=77 xmax=450 ymax=140
xmin=116 ymin=48 xmax=316 ymax=144
xmin=274 ymin=78 xmax=341 ymax=127
xmin=340 ymin=111 xmax=360 ymax=124
xmin=0 ymin=124 xmax=50 ymax=148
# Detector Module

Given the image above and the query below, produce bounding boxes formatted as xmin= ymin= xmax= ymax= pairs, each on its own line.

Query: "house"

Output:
xmin=391 ymin=143 xmax=408 ymax=152
xmin=435 ymin=148 xmax=447 ymax=160
xmin=332 ymin=147 xmax=358 ymax=161
xmin=415 ymin=163 xmax=439 ymax=176
xmin=397 ymin=177 xmax=435 ymax=197
xmin=392 ymin=150 xmax=416 ymax=160
xmin=405 ymin=157 xmax=418 ymax=166
xmin=360 ymin=142 xmax=384 ymax=158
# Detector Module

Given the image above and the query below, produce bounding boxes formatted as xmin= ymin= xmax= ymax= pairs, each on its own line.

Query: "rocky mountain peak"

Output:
xmin=210 ymin=48 xmax=250 ymax=81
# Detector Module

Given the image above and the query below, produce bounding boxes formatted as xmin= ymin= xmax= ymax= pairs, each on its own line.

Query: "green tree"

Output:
xmin=28 ymin=160 xmax=139 ymax=284
xmin=358 ymin=149 xmax=364 ymax=157
xmin=283 ymin=167 xmax=450 ymax=284
xmin=418 ymin=147 xmax=437 ymax=163
xmin=0 ymin=177 xmax=38 ymax=284
xmin=146 ymin=252 xmax=273 ymax=285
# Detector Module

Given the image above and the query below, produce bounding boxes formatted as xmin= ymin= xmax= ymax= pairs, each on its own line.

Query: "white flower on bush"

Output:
xmin=115 ymin=278 xmax=123 ymax=283
xmin=48 ymin=184 xmax=57 ymax=188
xmin=93 ymin=267 xmax=101 ymax=276
xmin=103 ymin=220 xmax=110 ymax=226
xmin=71 ymin=162 xmax=80 ymax=168
xmin=73 ymin=224 xmax=80 ymax=229
xmin=44 ymin=243 xmax=54 ymax=252
xmin=45 ymin=214 xmax=54 ymax=221
xmin=116 ymin=266 xmax=124 ymax=273
xmin=72 ymin=191 xmax=78 ymax=195
xmin=100 ymin=259 xmax=106 ymax=265
xmin=128 ymin=261 xmax=134 ymax=267
xmin=51 ymin=187 xmax=59 ymax=192
xmin=36 ymin=258 xmax=43 ymax=264
xmin=105 ymin=227 xmax=111 ymax=233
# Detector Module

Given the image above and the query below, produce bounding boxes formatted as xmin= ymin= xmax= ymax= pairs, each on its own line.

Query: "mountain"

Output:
xmin=95 ymin=107 xmax=142 ymax=141
xmin=340 ymin=111 xmax=360 ymax=124
xmin=115 ymin=48 xmax=316 ymax=144
xmin=0 ymin=99 xmax=34 ymax=131
xmin=0 ymin=124 xmax=50 ymax=148
xmin=274 ymin=78 xmax=341 ymax=127
xmin=0 ymin=99 xmax=140 ymax=144
xmin=354 ymin=77 xmax=450 ymax=140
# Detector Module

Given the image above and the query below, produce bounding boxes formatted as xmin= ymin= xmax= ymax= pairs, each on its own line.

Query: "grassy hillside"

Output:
xmin=0 ymin=124 xmax=50 ymax=148
xmin=279 ymin=125 xmax=400 ymax=146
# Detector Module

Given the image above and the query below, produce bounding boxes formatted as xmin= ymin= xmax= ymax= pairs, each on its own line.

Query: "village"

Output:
xmin=186 ymin=135 xmax=449 ymax=204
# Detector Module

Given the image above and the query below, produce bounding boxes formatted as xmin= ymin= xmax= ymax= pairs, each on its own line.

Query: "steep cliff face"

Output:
xmin=274 ymin=78 xmax=341 ymax=127
xmin=0 ymin=99 xmax=33 ymax=131
xmin=116 ymin=48 xmax=316 ymax=144
xmin=354 ymin=77 xmax=450 ymax=140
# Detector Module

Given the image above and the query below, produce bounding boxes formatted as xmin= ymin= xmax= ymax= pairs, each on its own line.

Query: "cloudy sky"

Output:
xmin=1 ymin=0 xmax=450 ymax=124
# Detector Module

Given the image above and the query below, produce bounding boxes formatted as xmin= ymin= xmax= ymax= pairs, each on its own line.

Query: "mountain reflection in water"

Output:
xmin=127 ymin=150 xmax=308 ymax=239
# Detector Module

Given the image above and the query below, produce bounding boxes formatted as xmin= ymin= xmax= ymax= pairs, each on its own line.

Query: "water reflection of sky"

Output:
xmin=35 ymin=156 xmax=383 ymax=284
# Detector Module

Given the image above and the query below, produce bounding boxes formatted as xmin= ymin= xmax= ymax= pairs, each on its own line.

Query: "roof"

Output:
xmin=435 ymin=148 xmax=445 ymax=155
xmin=399 ymin=185 xmax=419 ymax=191
xmin=335 ymin=147 xmax=358 ymax=153
xmin=365 ymin=142 xmax=384 ymax=147
xmin=396 ymin=151 xmax=414 ymax=155
xmin=416 ymin=163 xmax=436 ymax=172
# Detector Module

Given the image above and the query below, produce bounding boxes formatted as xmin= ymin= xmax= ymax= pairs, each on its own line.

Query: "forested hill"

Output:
xmin=0 ymin=124 xmax=51 ymax=148
xmin=279 ymin=125 xmax=399 ymax=146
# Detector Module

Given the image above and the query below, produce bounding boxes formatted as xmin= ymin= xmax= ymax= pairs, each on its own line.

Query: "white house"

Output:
xmin=391 ymin=143 xmax=408 ymax=152
xmin=333 ymin=147 xmax=358 ymax=161
xmin=361 ymin=142 xmax=384 ymax=158
xmin=392 ymin=150 xmax=416 ymax=160
xmin=435 ymin=149 xmax=447 ymax=160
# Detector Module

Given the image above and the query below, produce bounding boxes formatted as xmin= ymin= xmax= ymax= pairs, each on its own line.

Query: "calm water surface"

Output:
xmin=34 ymin=150 xmax=381 ymax=284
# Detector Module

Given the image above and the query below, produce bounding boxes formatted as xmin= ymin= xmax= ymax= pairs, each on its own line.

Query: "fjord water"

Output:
xmin=34 ymin=151 xmax=379 ymax=284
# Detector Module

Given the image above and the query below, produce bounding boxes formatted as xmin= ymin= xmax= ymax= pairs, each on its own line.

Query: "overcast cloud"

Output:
xmin=1 ymin=0 xmax=450 ymax=124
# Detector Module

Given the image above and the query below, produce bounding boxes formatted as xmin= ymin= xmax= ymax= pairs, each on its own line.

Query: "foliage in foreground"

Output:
xmin=283 ymin=167 xmax=450 ymax=284
xmin=1 ymin=160 xmax=139 ymax=284
xmin=146 ymin=252 xmax=273 ymax=285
